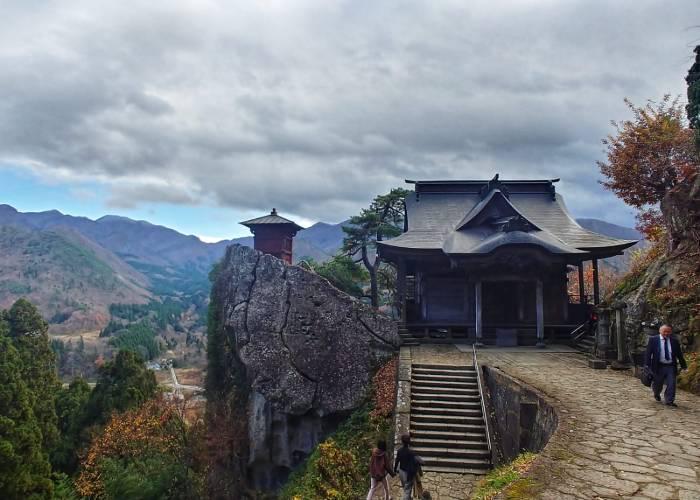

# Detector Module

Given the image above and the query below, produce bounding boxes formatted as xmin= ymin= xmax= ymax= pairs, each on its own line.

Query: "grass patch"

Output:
xmin=472 ymin=452 xmax=538 ymax=500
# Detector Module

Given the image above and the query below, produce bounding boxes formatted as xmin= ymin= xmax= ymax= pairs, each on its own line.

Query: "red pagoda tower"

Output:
xmin=240 ymin=208 xmax=304 ymax=264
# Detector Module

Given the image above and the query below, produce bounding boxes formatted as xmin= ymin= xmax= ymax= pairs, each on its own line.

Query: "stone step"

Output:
xmin=413 ymin=387 xmax=481 ymax=401
xmin=411 ymin=437 xmax=489 ymax=449
xmin=411 ymin=429 xmax=487 ymax=441
xmin=413 ymin=446 xmax=491 ymax=460
xmin=411 ymin=379 xmax=478 ymax=389
xmin=412 ymin=364 xmax=474 ymax=372
xmin=411 ymin=391 xmax=481 ymax=401
xmin=420 ymin=456 xmax=491 ymax=470
xmin=410 ymin=399 xmax=482 ymax=409
xmin=412 ymin=369 xmax=475 ymax=376
xmin=412 ymin=373 xmax=477 ymax=382
xmin=411 ymin=414 xmax=485 ymax=425
xmin=421 ymin=465 xmax=489 ymax=475
xmin=411 ymin=406 xmax=483 ymax=417
xmin=410 ymin=419 xmax=487 ymax=431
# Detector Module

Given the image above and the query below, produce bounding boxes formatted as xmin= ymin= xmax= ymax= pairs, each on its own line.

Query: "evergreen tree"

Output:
xmin=0 ymin=335 xmax=53 ymax=499
xmin=342 ymin=188 xmax=409 ymax=307
xmin=84 ymin=350 xmax=157 ymax=426
xmin=686 ymin=45 xmax=700 ymax=150
xmin=5 ymin=299 xmax=60 ymax=455
xmin=51 ymin=378 xmax=92 ymax=474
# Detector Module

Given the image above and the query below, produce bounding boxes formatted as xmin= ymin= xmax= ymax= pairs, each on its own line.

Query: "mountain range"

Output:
xmin=0 ymin=204 xmax=643 ymax=333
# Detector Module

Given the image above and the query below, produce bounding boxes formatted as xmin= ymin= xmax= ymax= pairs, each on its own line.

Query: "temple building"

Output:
xmin=240 ymin=208 xmax=304 ymax=265
xmin=377 ymin=176 xmax=636 ymax=346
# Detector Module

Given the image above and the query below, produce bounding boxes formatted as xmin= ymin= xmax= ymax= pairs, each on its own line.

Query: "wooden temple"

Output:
xmin=377 ymin=176 xmax=637 ymax=346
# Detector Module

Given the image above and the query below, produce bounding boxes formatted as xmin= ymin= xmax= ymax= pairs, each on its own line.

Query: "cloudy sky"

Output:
xmin=1 ymin=1 xmax=698 ymax=240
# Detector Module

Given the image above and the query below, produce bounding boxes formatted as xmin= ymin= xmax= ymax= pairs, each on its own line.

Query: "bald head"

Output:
xmin=659 ymin=325 xmax=672 ymax=338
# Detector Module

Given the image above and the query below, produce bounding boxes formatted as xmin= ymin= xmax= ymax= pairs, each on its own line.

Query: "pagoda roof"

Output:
xmin=240 ymin=208 xmax=304 ymax=231
xmin=379 ymin=176 xmax=637 ymax=260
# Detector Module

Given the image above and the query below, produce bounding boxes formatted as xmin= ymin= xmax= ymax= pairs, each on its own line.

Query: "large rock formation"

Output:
xmin=210 ymin=244 xmax=399 ymax=490
xmin=613 ymin=173 xmax=700 ymax=354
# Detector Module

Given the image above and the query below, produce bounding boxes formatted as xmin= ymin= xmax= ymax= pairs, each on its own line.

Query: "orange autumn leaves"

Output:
xmin=75 ymin=399 xmax=182 ymax=498
xmin=598 ymin=96 xmax=698 ymax=241
xmin=567 ymin=263 xmax=621 ymax=303
xmin=370 ymin=356 xmax=398 ymax=420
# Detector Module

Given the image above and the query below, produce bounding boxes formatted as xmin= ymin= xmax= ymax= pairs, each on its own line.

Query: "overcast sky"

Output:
xmin=1 ymin=1 xmax=698 ymax=240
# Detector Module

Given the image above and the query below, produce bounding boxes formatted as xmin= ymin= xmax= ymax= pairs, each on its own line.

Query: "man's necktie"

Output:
xmin=664 ymin=337 xmax=671 ymax=362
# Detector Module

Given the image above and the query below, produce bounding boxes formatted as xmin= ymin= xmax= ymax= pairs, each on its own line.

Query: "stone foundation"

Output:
xmin=482 ymin=366 xmax=558 ymax=462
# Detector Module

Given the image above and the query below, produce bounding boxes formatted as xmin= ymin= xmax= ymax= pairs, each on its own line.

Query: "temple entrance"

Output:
xmin=482 ymin=281 xmax=519 ymax=324
xmin=424 ymin=275 xmax=468 ymax=322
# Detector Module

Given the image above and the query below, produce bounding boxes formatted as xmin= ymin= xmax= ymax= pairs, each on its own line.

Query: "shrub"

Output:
xmin=679 ymin=352 xmax=700 ymax=394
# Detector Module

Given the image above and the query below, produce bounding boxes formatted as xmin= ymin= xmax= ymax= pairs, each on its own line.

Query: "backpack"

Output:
xmin=370 ymin=452 xmax=388 ymax=479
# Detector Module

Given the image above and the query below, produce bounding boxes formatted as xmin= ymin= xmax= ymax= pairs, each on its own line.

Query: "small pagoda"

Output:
xmin=240 ymin=208 xmax=304 ymax=264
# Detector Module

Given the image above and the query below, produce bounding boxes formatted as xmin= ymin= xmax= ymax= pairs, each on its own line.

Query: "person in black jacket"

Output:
xmin=394 ymin=434 xmax=423 ymax=500
xmin=644 ymin=324 xmax=687 ymax=406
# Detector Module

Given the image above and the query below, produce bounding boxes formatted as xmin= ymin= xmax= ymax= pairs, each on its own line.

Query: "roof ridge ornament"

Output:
xmin=479 ymin=173 xmax=510 ymax=199
xmin=493 ymin=214 xmax=537 ymax=233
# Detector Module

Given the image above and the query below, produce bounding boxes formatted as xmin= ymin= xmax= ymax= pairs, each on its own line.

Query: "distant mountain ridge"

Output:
xmin=0 ymin=203 xmax=643 ymax=332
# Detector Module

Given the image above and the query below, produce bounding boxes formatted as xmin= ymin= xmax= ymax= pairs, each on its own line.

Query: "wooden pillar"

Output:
xmin=592 ymin=258 xmax=600 ymax=305
xmin=615 ymin=307 xmax=625 ymax=363
xmin=578 ymin=262 xmax=586 ymax=304
xmin=475 ymin=281 xmax=483 ymax=346
xmin=517 ymin=282 xmax=525 ymax=321
xmin=536 ymin=279 xmax=545 ymax=348
xmin=397 ymin=258 xmax=407 ymax=324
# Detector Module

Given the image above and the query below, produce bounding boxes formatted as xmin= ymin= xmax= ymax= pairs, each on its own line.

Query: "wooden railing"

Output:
xmin=569 ymin=321 xmax=589 ymax=343
xmin=472 ymin=344 xmax=493 ymax=460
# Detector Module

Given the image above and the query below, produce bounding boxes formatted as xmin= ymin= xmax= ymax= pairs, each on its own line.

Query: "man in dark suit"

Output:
xmin=645 ymin=324 xmax=687 ymax=406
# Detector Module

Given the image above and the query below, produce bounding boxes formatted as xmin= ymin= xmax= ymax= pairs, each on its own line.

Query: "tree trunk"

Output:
xmin=369 ymin=266 xmax=378 ymax=308
xmin=361 ymin=246 xmax=379 ymax=308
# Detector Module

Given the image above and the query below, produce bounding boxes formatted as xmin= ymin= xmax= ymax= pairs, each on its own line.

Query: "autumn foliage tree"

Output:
xmin=76 ymin=398 xmax=205 ymax=499
xmin=598 ymin=96 xmax=698 ymax=242
xmin=567 ymin=263 xmax=621 ymax=303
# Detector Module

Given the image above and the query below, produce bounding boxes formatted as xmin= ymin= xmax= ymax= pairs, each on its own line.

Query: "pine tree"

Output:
xmin=686 ymin=45 xmax=700 ymax=150
xmin=51 ymin=378 xmax=92 ymax=473
xmin=0 ymin=335 xmax=53 ymax=499
xmin=84 ymin=350 xmax=157 ymax=426
xmin=5 ymin=299 xmax=60 ymax=454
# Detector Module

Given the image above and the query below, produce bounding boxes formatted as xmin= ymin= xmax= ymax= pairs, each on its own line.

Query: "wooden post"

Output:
xmin=536 ymin=279 xmax=545 ymax=348
xmin=615 ymin=307 xmax=625 ymax=363
xmin=397 ymin=258 xmax=407 ymax=325
xmin=517 ymin=282 xmax=525 ymax=321
xmin=592 ymin=259 xmax=600 ymax=305
xmin=475 ymin=281 xmax=483 ymax=346
xmin=578 ymin=262 xmax=586 ymax=304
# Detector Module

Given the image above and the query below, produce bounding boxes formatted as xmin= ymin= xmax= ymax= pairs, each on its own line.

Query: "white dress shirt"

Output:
xmin=659 ymin=334 xmax=673 ymax=364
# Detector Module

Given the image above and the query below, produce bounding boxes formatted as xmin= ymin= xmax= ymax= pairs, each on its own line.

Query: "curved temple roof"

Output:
xmin=379 ymin=178 xmax=637 ymax=260
xmin=240 ymin=208 xmax=304 ymax=232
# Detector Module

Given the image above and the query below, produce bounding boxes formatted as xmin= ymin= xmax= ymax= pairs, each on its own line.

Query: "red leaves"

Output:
xmin=370 ymin=357 xmax=398 ymax=420
xmin=598 ymin=96 xmax=698 ymax=212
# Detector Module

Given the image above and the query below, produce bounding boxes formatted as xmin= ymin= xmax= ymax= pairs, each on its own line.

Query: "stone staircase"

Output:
xmin=575 ymin=333 xmax=595 ymax=354
xmin=410 ymin=363 xmax=492 ymax=474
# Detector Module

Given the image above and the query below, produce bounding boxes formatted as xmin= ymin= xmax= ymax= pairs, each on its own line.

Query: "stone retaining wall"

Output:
xmin=483 ymin=366 xmax=558 ymax=462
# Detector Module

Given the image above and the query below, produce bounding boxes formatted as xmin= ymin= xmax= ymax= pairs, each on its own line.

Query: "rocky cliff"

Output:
xmin=207 ymin=244 xmax=399 ymax=491
xmin=612 ymin=173 xmax=700 ymax=356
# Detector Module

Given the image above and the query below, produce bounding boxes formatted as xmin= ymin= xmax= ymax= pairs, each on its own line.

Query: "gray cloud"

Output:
xmin=0 ymin=0 xmax=698 ymax=225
